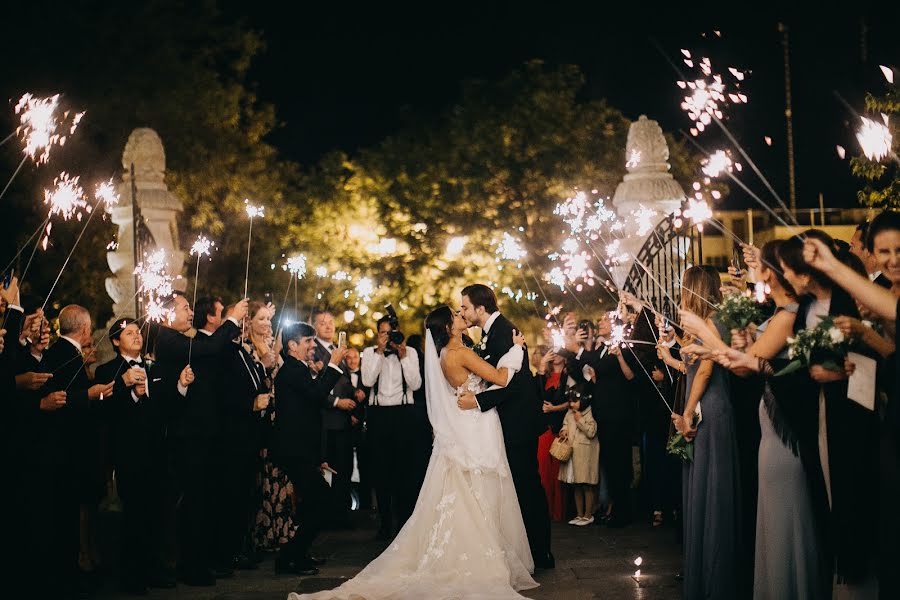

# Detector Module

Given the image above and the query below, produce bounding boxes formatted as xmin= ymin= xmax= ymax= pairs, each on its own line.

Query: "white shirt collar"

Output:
xmin=197 ymin=328 xmax=213 ymax=336
xmin=483 ymin=312 xmax=501 ymax=335
xmin=316 ymin=337 xmax=334 ymax=349
xmin=60 ymin=335 xmax=82 ymax=353
xmin=121 ymin=353 xmax=142 ymax=363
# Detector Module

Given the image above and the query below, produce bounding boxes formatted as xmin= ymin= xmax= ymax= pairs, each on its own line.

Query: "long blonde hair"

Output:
xmin=680 ymin=266 xmax=721 ymax=321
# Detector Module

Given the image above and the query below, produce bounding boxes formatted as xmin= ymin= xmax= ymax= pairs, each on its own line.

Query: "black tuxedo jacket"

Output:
xmin=568 ymin=346 xmax=635 ymax=425
xmin=35 ymin=337 xmax=102 ymax=467
xmin=95 ymin=355 xmax=173 ymax=471
xmin=335 ymin=369 xmax=368 ymax=425
xmin=216 ymin=341 xmax=267 ymax=446
xmin=314 ymin=339 xmax=351 ymax=431
xmin=474 ymin=314 xmax=543 ymax=445
xmin=152 ymin=319 xmax=241 ymax=440
xmin=272 ymin=356 xmax=342 ymax=465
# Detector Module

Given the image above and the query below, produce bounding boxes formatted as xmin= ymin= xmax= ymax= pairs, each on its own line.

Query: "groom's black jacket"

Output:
xmin=474 ymin=314 xmax=543 ymax=445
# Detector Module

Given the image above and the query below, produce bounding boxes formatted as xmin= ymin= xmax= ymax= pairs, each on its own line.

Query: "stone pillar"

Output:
xmin=610 ymin=115 xmax=686 ymax=286
xmin=102 ymin=128 xmax=185 ymax=341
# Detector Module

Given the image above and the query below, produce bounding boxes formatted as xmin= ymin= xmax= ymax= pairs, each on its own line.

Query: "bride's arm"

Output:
xmin=460 ymin=348 xmax=511 ymax=387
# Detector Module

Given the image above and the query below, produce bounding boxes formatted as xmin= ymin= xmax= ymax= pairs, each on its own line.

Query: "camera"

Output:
xmin=383 ymin=303 xmax=405 ymax=354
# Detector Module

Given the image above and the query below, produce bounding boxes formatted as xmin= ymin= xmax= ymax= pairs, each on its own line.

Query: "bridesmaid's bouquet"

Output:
xmin=667 ymin=412 xmax=700 ymax=462
xmin=776 ymin=316 xmax=850 ymax=376
xmin=717 ymin=290 xmax=765 ymax=332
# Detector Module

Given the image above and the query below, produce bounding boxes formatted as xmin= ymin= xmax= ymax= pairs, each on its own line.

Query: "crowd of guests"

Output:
xmin=4 ymin=213 xmax=900 ymax=599
xmin=527 ymin=212 xmax=900 ymax=599
xmin=0 ymin=286 xmax=432 ymax=599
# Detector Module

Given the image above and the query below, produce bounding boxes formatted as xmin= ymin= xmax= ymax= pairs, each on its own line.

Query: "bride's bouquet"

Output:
xmin=717 ymin=290 xmax=765 ymax=332
xmin=776 ymin=316 xmax=850 ymax=376
xmin=667 ymin=411 xmax=700 ymax=462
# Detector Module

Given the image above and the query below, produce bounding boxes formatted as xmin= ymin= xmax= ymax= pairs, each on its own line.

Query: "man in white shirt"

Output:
xmin=360 ymin=314 xmax=422 ymax=540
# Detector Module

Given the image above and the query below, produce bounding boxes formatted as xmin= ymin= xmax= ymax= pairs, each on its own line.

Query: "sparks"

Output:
xmin=702 ymin=150 xmax=734 ymax=177
xmin=550 ymin=327 xmax=565 ymax=350
xmin=284 ymin=254 xmax=307 ymax=278
xmin=135 ymin=249 xmax=176 ymax=322
xmin=355 ymin=277 xmax=375 ymax=301
xmin=677 ymin=57 xmax=747 ymax=136
xmin=547 ymin=267 xmax=566 ymax=291
xmin=14 ymin=93 xmax=85 ymax=164
xmin=684 ymin=199 xmax=713 ymax=229
xmin=315 ymin=266 xmax=328 ymax=278
xmin=632 ymin=205 xmax=659 ymax=236
xmin=94 ymin=178 xmax=119 ymax=208
xmin=626 ymin=149 xmax=642 ymax=168
xmin=244 ymin=199 xmax=265 ymax=219
xmin=44 ymin=172 xmax=87 ymax=220
xmin=190 ymin=235 xmax=213 ymax=257
xmin=495 ymin=232 xmax=527 ymax=264
xmin=856 ymin=116 xmax=892 ymax=161
xmin=605 ymin=239 xmax=629 ymax=266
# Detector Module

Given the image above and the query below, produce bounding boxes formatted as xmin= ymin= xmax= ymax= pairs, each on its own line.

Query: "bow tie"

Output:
xmin=128 ymin=359 xmax=142 ymax=367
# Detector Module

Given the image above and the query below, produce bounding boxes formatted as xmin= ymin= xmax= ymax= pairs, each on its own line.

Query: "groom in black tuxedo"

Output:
xmin=458 ymin=284 xmax=554 ymax=569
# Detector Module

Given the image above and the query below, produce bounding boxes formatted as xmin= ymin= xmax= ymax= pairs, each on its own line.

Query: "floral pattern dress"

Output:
xmin=247 ymin=344 xmax=297 ymax=551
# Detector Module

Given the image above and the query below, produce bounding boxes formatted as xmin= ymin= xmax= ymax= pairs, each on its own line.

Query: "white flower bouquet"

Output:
xmin=776 ymin=316 xmax=851 ymax=376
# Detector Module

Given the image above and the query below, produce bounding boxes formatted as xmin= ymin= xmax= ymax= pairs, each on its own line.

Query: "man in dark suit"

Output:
xmin=342 ymin=347 xmax=372 ymax=510
xmin=152 ymin=293 xmax=247 ymax=586
xmin=34 ymin=305 xmax=114 ymax=597
xmin=272 ymin=321 xmax=346 ymax=575
xmin=564 ymin=311 xmax=637 ymax=527
xmin=95 ymin=318 xmax=193 ymax=594
xmin=458 ymin=284 xmax=554 ymax=569
xmin=311 ymin=309 xmax=356 ymax=525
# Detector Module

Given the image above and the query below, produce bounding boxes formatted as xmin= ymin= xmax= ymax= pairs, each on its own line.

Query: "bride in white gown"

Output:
xmin=288 ymin=305 xmax=538 ymax=600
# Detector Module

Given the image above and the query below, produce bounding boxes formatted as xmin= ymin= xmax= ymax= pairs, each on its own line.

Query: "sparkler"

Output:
xmin=243 ymin=200 xmax=264 ymax=300
xmin=355 ymin=277 xmax=375 ymax=302
xmin=495 ymin=232 xmax=527 ymax=266
xmin=701 ymin=150 xmax=739 ymax=177
xmin=14 ymin=93 xmax=85 ymax=164
xmin=94 ymin=179 xmax=119 ymax=209
xmin=683 ymin=199 xmax=713 ymax=231
xmin=188 ymin=235 xmax=214 ymax=364
xmin=856 ymin=116 xmax=893 ymax=162
xmin=136 ymin=249 xmax=176 ymax=324
xmin=39 ymin=178 xmax=120 ymax=312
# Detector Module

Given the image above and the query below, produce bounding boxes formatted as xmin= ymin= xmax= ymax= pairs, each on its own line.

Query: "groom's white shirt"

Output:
xmin=482 ymin=311 xmax=501 ymax=338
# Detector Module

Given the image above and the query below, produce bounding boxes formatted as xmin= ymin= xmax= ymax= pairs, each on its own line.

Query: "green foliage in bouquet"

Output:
xmin=776 ymin=316 xmax=850 ymax=376
xmin=667 ymin=412 xmax=700 ymax=462
xmin=717 ymin=291 xmax=765 ymax=332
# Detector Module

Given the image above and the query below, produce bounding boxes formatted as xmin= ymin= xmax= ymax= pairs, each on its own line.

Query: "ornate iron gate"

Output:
xmin=622 ymin=213 xmax=703 ymax=317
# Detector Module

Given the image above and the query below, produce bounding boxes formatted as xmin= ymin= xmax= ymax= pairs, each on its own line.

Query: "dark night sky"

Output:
xmin=229 ymin=2 xmax=899 ymax=209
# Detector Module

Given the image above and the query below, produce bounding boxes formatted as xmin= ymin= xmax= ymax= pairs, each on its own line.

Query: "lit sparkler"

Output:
xmin=243 ymin=199 xmax=265 ymax=299
xmin=355 ymin=277 xmax=375 ymax=302
xmin=856 ymin=116 xmax=892 ymax=162
xmin=683 ymin=199 xmax=713 ymax=230
xmin=631 ymin=205 xmax=659 ymax=236
xmin=94 ymin=178 xmax=119 ymax=209
xmin=284 ymin=254 xmax=307 ymax=278
xmin=701 ymin=150 xmax=736 ymax=177
xmin=14 ymin=93 xmax=85 ymax=164
xmin=44 ymin=172 xmax=86 ymax=220
xmin=495 ymin=232 xmax=527 ymax=265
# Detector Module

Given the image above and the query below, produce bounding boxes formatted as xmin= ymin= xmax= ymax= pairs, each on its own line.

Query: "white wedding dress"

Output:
xmin=288 ymin=332 xmax=538 ymax=600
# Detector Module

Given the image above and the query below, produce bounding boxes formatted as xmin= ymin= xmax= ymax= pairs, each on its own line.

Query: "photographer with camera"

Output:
xmin=360 ymin=305 xmax=422 ymax=541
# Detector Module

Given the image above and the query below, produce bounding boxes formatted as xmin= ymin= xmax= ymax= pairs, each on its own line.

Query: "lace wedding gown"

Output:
xmin=288 ymin=332 xmax=538 ymax=600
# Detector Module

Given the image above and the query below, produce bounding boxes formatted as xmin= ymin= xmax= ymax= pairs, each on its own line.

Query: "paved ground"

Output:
xmin=97 ymin=512 xmax=684 ymax=599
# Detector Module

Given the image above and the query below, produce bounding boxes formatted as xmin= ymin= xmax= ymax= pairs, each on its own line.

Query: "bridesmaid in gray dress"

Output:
xmin=669 ymin=266 xmax=743 ymax=599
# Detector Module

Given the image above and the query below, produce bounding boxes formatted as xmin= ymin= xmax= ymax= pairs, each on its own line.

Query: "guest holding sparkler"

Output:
xmin=565 ymin=311 xmax=636 ymax=527
xmin=152 ymin=292 xmax=247 ymax=586
xmin=660 ymin=266 xmax=742 ymax=599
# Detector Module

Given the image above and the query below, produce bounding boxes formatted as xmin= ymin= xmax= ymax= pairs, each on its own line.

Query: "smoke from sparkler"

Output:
xmin=14 ymin=93 xmax=85 ymax=164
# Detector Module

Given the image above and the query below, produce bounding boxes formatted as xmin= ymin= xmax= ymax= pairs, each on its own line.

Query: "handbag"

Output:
xmin=549 ymin=430 xmax=573 ymax=462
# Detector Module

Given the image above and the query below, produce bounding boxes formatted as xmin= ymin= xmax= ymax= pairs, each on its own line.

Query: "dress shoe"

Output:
xmin=533 ymin=551 xmax=555 ymax=569
xmin=306 ymin=555 xmax=328 ymax=566
xmin=274 ymin=558 xmax=319 ymax=576
xmin=178 ymin=567 xmax=215 ymax=587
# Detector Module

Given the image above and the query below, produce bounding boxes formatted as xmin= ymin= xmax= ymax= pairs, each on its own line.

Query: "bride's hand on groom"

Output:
xmin=457 ymin=391 xmax=478 ymax=410
xmin=512 ymin=329 xmax=525 ymax=347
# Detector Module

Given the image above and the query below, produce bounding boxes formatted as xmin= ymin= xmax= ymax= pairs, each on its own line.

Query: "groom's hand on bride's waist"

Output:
xmin=457 ymin=391 xmax=478 ymax=411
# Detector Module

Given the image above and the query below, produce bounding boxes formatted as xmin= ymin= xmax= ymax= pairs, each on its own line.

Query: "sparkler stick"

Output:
xmin=243 ymin=201 xmax=264 ymax=300
xmin=40 ymin=202 xmax=102 ymax=313
xmin=0 ymin=131 xmax=15 ymax=147
xmin=0 ymin=156 xmax=28 ymax=202
xmin=188 ymin=235 xmax=213 ymax=364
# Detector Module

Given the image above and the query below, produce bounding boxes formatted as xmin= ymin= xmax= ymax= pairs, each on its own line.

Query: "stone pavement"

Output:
xmin=99 ymin=514 xmax=684 ymax=599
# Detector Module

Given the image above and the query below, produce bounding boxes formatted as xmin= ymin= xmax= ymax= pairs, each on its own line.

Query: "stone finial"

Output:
xmin=122 ymin=128 xmax=166 ymax=185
